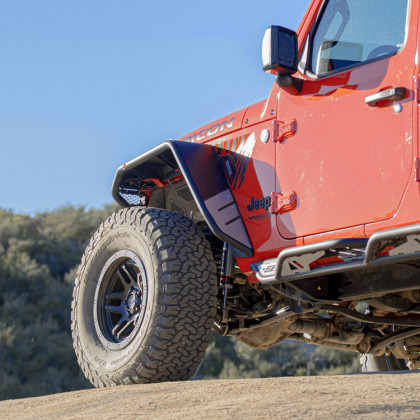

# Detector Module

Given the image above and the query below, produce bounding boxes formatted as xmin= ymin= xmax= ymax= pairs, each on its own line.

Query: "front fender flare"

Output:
xmin=111 ymin=140 xmax=253 ymax=256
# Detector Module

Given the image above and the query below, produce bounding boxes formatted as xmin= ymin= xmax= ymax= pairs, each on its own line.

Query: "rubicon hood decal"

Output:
xmin=181 ymin=118 xmax=235 ymax=143
xmin=213 ymin=133 xmax=256 ymax=190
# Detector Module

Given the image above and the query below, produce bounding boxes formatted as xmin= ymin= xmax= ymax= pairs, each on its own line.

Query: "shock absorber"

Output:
xmin=220 ymin=243 xmax=235 ymax=323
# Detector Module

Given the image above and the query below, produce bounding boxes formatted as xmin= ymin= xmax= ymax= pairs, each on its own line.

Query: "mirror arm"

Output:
xmin=276 ymin=74 xmax=303 ymax=95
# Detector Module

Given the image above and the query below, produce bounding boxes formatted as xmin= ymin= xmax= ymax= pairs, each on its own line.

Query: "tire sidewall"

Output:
xmin=75 ymin=222 xmax=157 ymax=373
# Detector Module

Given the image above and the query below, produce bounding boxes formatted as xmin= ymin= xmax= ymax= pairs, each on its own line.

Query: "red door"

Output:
xmin=275 ymin=0 xmax=419 ymax=240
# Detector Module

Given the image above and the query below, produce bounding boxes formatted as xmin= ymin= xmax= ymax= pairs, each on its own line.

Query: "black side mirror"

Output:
xmin=262 ymin=26 xmax=298 ymax=75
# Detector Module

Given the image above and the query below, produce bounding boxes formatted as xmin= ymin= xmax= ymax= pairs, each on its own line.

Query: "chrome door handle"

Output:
xmin=365 ymin=87 xmax=406 ymax=107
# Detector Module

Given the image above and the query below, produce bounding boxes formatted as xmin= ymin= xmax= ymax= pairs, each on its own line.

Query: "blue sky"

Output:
xmin=0 ymin=0 xmax=311 ymax=214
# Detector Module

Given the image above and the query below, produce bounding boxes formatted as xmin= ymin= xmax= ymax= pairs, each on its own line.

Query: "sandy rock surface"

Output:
xmin=1 ymin=373 xmax=419 ymax=419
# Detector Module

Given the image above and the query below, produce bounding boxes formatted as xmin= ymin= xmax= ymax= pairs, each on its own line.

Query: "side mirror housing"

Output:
xmin=262 ymin=26 xmax=298 ymax=75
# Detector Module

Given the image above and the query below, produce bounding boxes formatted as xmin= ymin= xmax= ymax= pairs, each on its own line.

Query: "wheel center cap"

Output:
xmin=126 ymin=289 xmax=141 ymax=315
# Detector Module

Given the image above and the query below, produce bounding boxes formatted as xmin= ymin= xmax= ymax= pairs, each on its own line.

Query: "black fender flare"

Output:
xmin=111 ymin=140 xmax=253 ymax=256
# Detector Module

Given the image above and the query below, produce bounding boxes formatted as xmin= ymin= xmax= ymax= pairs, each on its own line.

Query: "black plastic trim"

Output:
xmin=111 ymin=141 xmax=253 ymax=256
xmin=262 ymin=25 xmax=298 ymax=74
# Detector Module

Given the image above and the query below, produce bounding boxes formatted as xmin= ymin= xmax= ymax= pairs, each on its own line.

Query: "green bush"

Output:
xmin=0 ymin=205 xmax=117 ymax=400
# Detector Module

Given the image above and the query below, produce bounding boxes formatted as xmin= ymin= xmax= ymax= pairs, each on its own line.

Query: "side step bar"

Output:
xmin=251 ymin=223 xmax=420 ymax=285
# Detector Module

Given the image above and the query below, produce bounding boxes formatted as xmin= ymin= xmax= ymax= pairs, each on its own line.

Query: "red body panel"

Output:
xmin=178 ymin=0 xmax=420 ymax=276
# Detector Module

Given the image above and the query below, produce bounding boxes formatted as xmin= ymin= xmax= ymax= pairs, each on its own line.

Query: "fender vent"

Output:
xmin=176 ymin=186 xmax=193 ymax=202
xmin=170 ymin=200 xmax=187 ymax=216
xmin=119 ymin=188 xmax=142 ymax=206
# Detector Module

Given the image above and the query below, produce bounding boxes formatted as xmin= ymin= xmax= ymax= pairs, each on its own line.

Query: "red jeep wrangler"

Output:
xmin=72 ymin=0 xmax=420 ymax=387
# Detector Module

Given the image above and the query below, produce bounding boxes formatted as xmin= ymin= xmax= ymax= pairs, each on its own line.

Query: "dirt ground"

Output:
xmin=1 ymin=372 xmax=419 ymax=419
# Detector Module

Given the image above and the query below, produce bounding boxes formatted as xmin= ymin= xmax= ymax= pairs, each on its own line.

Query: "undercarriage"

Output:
xmin=212 ymin=240 xmax=420 ymax=371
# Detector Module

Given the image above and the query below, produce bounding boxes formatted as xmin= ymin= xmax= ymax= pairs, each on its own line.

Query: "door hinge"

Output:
xmin=414 ymin=158 xmax=420 ymax=182
xmin=271 ymin=191 xmax=298 ymax=214
xmin=273 ymin=119 xmax=297 ymax=143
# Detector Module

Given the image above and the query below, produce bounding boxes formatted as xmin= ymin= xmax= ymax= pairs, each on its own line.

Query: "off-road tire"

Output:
xmin=360 ymin=353 xmax=408 ymax=372
xmin=71 ymin=207 xmax=217 ymax=387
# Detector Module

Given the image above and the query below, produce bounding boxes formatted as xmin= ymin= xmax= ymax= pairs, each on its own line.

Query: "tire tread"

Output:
xmin=71 ymin=207 xmax=217 ymax=386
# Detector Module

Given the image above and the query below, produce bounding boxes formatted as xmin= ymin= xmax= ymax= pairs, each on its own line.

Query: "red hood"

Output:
xmin=179 ymin=87 xmax=278 ymax=145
